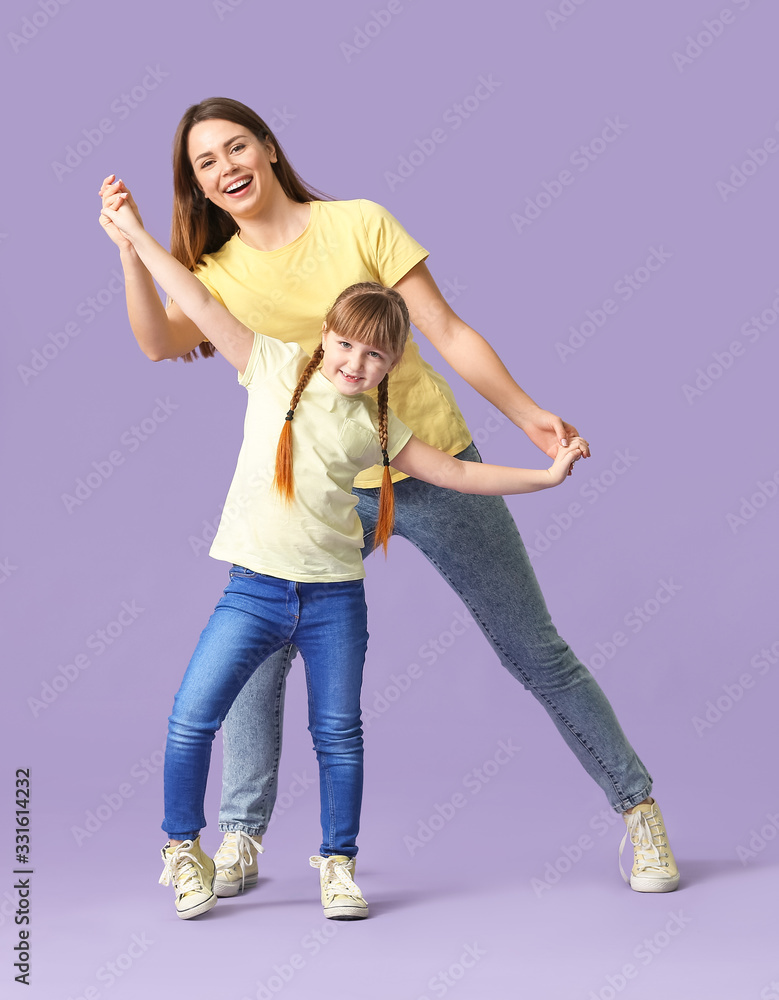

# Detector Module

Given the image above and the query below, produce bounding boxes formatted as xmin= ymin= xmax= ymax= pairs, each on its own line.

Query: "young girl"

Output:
xmin=100 ymin=192 xmax=586 ymax=921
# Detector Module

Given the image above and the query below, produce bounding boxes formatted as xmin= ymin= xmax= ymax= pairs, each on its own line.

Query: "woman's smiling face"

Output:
xmin=187 ymin=118 xmax=278 ymax=217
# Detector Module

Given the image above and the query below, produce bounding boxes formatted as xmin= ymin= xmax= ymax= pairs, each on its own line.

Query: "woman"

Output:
xmin=98 ymin=97 xmax=679 ymax=899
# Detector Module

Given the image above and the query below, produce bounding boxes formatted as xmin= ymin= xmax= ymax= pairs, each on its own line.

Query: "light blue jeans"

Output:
xmin=163 ymin=567 xmax=368 ymax=857
xmin=219 ymin=443 xmax=652 ymax=835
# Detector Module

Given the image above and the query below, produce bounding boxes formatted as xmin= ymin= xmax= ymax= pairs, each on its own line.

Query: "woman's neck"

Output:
xmin=236 ymin=192 xmax=312 ymax=252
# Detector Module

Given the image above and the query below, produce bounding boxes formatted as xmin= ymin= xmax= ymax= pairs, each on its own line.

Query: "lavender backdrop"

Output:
xmin=2 ymin=1 xmax=777 ymax=998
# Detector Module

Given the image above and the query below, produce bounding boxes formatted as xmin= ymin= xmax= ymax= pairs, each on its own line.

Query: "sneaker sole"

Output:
xmin=214 ymin=872 xmax=259 ymax=898
xmin=629 ymin=873 xmax=680 ymax=893
xmin=323 ymin=904 xmax=369 ymax=920
xmin=177 ymin=891 xmax=217 ymax=919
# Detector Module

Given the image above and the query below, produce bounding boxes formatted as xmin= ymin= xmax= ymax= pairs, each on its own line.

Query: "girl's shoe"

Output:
xmin=159 ymin=837 xmax=217 ymax=918
xmin=214 ymin=831 xmax=264 ymax=897
xmin=309 ymin=854 xmax=369 ymax=919
xmin=619 ymin=799 xmax=680 ymax=892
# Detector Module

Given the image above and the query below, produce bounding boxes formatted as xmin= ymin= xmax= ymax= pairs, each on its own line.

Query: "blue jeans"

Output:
xmin=219 ymin=444 xmax=652 ymax=835
xmin=163 ymin=567 xmax=368 ymax=858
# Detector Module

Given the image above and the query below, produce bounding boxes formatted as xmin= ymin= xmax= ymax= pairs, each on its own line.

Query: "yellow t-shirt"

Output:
xmin=194 ymin=199 xmax=471 ymax=488
xmin=209 ymin=333 xmax=413 ymax=582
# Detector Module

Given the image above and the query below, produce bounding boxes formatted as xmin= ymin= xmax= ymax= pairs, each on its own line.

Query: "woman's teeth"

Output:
xmin=226 ymin=179 xmax=251 ymax=193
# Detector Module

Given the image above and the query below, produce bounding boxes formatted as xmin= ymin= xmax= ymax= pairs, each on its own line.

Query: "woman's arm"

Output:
xmin=393 ymin=261 xmax=588 ymax=460
xmin=391 ymin=435 xmax=585 ymax=495
xmin=101 ymin=193 xmax=253 ymax=372
xmin=98 ymin=176 xmax=207 ymax=361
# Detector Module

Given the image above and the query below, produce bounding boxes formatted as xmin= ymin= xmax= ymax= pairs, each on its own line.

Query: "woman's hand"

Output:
xmin=546 ymin=437 xmax=587 ymax=486
xmin=394 ymin=263 xmax=593 ymax=463
xmin=100 ymin=190 xmax=145 ymax=244
xmin=517 ymin=406 xmax=590 ymax=462
xmin=97 ymin=174 xmax=143 ymax=251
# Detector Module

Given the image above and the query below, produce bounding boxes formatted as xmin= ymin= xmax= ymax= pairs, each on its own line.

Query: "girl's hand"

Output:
xmin=546 ymin=437 xmax=587 ymax=486
xmin=97 ymin=174 xmax=143 ymax=251
xmin=518 ymin=406 xmax=590 ymax=461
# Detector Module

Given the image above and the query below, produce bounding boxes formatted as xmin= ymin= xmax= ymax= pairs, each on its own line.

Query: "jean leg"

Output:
xmin=219 ymin=644 xmax=296 ymax=836
xmin=163 ymin=571 xmax=294 ymax=839
xmin=295 ymin=581 xmax=368 ymax=858
xmin=355 ymin=445 xmax=652 ymax=813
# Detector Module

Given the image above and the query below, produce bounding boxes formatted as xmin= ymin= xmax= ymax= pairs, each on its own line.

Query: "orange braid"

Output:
xmin=272 ymin=344 xmax=325 ymax=503
xmin=373 ymin=374 xmax=395 ymax=554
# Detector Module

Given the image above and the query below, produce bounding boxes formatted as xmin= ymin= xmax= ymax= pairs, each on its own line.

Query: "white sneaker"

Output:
xmin=213 ymin=831 xmax=264 ymax=897
xmin=310 ymin=855 xmax=369 ymax=919
xmin=159 ymin=837 xmax=217 ymax=919
xmin=619 ymin=799 xmax=680 ymax=892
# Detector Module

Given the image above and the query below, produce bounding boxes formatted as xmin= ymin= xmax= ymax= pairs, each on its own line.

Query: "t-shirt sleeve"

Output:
xmin=386 ymin=406 xmax=414 ymax=462
xmin=239 ymin=332 xmax=303 ymax=389
xmin=357 ymin=200 xmax=429 ymax=287
xmin=192 ymin=259 xmax=227 ymax=308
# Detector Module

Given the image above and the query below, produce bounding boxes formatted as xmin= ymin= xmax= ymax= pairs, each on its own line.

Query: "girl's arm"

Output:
xmin=100 ymin=193 xmax=253 ymax=373
xmin=98 ymin=176 xmax=211 ymax=361
xmin=391 ymin=435 xmax=586 ymax=495
xmin=393 ymin=261 xmax=588 ymax=461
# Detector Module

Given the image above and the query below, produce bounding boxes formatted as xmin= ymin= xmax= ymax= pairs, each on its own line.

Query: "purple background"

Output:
xmin=3 ymin=1 xmax=778 ymax=997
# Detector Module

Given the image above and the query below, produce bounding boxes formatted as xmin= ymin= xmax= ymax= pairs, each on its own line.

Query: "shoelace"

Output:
xmin=619 ymin=807 xmax=670 ymax=883
xmin=309 ymin=855 xmax=363 ymax=902
xmin=159 ymin=841 xmax=207 ymax=896
xmin=214 ymin=832 xmax=264 ymax=892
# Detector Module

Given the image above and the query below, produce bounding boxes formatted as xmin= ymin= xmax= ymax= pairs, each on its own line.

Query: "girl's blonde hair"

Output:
xmin=273 ymin=283 xmax=410 ymax=553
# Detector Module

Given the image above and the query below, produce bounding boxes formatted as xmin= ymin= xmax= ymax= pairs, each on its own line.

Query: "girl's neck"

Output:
xmin=236 ymin=191 xmax=311 ymax=252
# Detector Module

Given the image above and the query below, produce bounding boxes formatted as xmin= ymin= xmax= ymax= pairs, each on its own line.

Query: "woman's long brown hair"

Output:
xmin=272 ymin=283 xmax=410 ymax=554
xmin=170 ymin=97 xmax=329 ymax=361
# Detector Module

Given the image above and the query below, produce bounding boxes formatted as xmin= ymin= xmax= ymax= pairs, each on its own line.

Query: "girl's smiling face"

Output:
xmin=187 ymin=118 xmax=277 ymax=217
xmin=320 ymin=327 xmax=398 ymax=395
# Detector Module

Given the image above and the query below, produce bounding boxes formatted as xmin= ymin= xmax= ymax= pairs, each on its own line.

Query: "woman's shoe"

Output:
xmin=619 ymin=799 xmax=680 ymax=892
xmin=213 ymin=831 xmax=264 ymax=897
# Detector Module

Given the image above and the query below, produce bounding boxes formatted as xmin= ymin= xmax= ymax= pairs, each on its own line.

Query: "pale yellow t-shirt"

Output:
xmin=209 ymin=332 xmax=413 ymax=582
xmin=194 ymin=199 xmax=471 ymax=488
